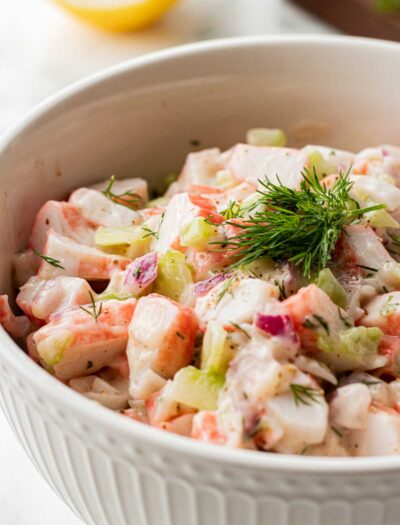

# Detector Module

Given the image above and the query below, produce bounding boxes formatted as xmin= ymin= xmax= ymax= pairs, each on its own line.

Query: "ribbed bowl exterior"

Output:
xmin=1 ymin=36 xmax=400 ymax=525
xmin=1 ymin=353 xmax=400 ymax=525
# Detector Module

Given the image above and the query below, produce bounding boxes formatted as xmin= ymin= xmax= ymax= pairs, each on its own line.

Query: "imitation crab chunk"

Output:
xmin=127 ymin=294 xmax=198 ymax=400
xmin=33 ymin=298 xmax=137 ymax=380
xmin=37 ymin=230 xmax=131 ymax=280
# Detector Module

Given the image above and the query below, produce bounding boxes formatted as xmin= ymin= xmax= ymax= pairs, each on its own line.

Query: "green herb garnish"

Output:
xmin=141 ymin=211 xmax=165 ymax=240
xmin=331 ymin=426 xmax=343 ymax=438
xmin=79 ymin=291 xmax=103 ymax=323
xmin=355 ymin=264 xmax=378 ymax=273
xmin=360 ymin=379 xmax=382 ymax=386
xmin=223 ymin=169 xmax=384 ymax=278
xmin=216 ymin=276 xmax=234 ymax=304
xmin=303 ymin=318 xmax=317 ymax=329
xmin=313 ymin=314 xmax=330 ymax=335
xmin=230 ymin=321 xmax=250 ymax=339
xmin=381 ymin=294 xmax=400 ymax=315
xmin=221 ymin=200 xmax=244 ymax=220
xmin=290 ymin=384 xmax=322 ymax=407
xmin=338 ymin=308 xmax=352 ymax=328
xmin=140 ymin=225 xmax=158 ymax=239
xmin=103 ymin=175 xmax=142 ymax=210
xmin=204 ymin=214 xmax=220 ymax=226
xmin=275 ymin=279 xmax=287 ymax=300
xmin=304 ymin=315 xmax=331 ymax=333
xmin=34 ymin=250 xmax=65 ymax=269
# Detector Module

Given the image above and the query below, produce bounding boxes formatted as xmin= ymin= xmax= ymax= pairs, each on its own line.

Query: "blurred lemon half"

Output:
xmin=54 ymin=0 xmax=179 ymax=32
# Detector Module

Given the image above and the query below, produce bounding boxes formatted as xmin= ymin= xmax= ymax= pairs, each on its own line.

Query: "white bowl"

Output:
xmin=1 ymin=36 xmax=400 ymax=525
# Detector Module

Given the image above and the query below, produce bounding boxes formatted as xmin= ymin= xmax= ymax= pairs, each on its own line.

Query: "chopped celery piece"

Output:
xmin=339 ymin=327 xmax=382 ymax=356
xmin=154 ymin=250 xmax=193 ymax=302
xmin=307 ymin=150 xmax=336 ymax=179
xmin=363 ymin=208 xmax=400 ymax=228
xmin=146 ymin=196 xmax=170 ymax=208
xmin=95 ymin=226 xmax=139 ymax=246
xmin=37 ymin=331 xmax=73 ymax=367
xmin=246 ymin=128 xmax=287 ymax=147
xmin=240 ymin=256 xmax=275 ymax=278
xmin=125 ymin=237 xmax=152 ymax=260
xmin=171 ymin=366 xmax=224 ymax=410
xmin=201 ymin=321 xmax=235 ymax=374
xmin=96 ymin=292 xmax=133 ymax=302
xmin=180 ymin=218 xmax=218 ymax=250
xmin=317 ymin=326 xmax=383 ymax=371
xmin=96 ymin=225 xmax=151 ymax=258
xmin=97 ymin=244 xmax=128 ymax=256
xmin=316 ymin=268 xmax=347 ymax=308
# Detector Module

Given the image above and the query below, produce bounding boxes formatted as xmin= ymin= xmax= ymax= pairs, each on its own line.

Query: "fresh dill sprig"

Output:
xmin=338 ymin=308 xmax=352 ymax=328
xmin=274 ymin=279 xmax=287 ymax=300
xmin=360 ymin=379 xmax=382 ymax=386
xmin=380 ymin=295 xmax=400 ymax=315
xmin=103 ymin=175 xmax=143 ymax=210
xmin=140 ymin=212 xmax=165 ymax=240
xmin=302 ymin=314 xmax=331 ymax=333
xmin=355 ymin=264 xmax=378 ymax=273
xmin=140 ymin=225 xmax=158 ymax=239
xmin=303 ymin=318 xmax=317 ymax=329
xmin=216 ymin=276 xmax=234 ymax=304
xmin=204 ymin=214 xmax=220 ymax=226
xmin=79 ymin=291 xmax=103 ymax=323
xmin=313 ymin=314 xmax=330 ymax=335
xmin=331 ymin=426 xmax=343 ymax=438
xmin=290 ymin=383 xmax=322 ymax=407
xmin=221 ymin=200 xmax=244 ymax=220
xmin=34 ymin=250 xmax=65 ymax=269
xmin=230 ymin=321 xmax=250 ymax=339
xmin=223 ymin=169 xmax=384 ymax=278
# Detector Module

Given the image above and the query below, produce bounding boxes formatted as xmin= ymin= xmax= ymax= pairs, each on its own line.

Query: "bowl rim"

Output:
xmin=2 ymin=34 xmax=400 ymax=474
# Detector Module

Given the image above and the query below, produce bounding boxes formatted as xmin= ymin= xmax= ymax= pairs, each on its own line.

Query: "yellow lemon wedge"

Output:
xmin=54 ymin=0 xmax=178 ymax=32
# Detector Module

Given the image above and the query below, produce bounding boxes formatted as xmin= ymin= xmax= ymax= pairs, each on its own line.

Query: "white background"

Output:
xmin=0 ymin=1 xmax=333 ymax=523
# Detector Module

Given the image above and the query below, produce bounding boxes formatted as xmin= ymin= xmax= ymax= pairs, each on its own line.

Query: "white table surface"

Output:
xmin=0 ymin=1 xmax=335 ymax=523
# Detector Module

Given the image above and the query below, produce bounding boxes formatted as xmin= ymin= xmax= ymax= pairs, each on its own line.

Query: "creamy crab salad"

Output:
xmin=3 ymin=128 xmax=400 ymax=456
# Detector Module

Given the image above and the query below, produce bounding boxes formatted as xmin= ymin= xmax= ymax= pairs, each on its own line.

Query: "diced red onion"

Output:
xmin=255 ymin=313 xmax=298 ymax=343
xmin=121 ymin=252 xmax=158 ymax=295
xmin=194 ymin=272 xmax=232 ymax=296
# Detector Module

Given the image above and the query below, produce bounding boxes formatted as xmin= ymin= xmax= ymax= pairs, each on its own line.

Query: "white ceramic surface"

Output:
xmin=1 ymin=36 xmax=400 ymax=525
